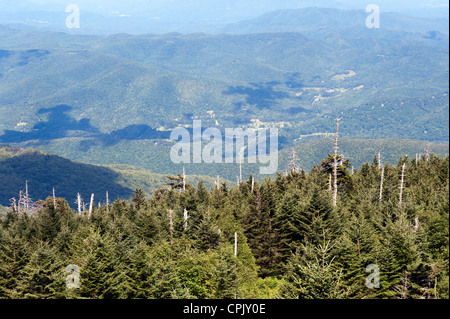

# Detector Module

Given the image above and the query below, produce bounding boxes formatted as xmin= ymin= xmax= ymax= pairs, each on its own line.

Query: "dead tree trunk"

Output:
xmin=106 ymin=191 xmax=109 ymax=214
xmin=399 ymin=163 xmax=406 ymax=209
xmin=18 ymin=190 xmax=23 ymax=215
xmin=182 ymin=166 xmax=186 ymax=191
xmin=52 ymin=187 xmax=57 ymax=208
xmin=251 ymin=176 xmax=255 ymax=192
xmin=216 ymin=175 xmax=220 ymax=190
xmin=184 ymin=208 xmax=188 ymax=231
xmin=333 ymin=118 xmax=341 ymax=207
xmin=76 ymin=193 xmax=82 ymax=214
xmin=425 ymin=143 xmax=430 ymax=162
xmin=234 ymin=232 xmax=238 ymax=257
xmin=379 ymin=165 xmax=385 ymax=202
xmin=25 ymin=180 xmax=29 ymax=215
xmin=289 ymin=149 xmax=299 ymax=173
xmin=88 ymin=193 xmax=94 ymax=219
xmin=169 ymin=209 xmax=174 ymax=244
xmin=378 ymin=151 xmax=382 ymax=169
xmin=10 ymin=197 xmax=17 ymax=214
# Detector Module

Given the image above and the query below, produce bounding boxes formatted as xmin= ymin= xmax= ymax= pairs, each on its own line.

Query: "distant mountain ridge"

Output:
xmin=220 ymin=7 xmax=449 ymax=37
xmin=0 ymin=2 xmax=448 ymax=34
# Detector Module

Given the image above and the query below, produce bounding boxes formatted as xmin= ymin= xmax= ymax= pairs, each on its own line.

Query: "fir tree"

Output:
xmin=278 ymin=230 xmax=350 ymax=299
xmin=132 ymin=188 xmax=146 ymax=211
xmin=0 ymin=232 xmax=30 ymax=298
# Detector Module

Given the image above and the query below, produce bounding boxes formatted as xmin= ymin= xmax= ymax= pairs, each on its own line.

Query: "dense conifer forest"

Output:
xmin=0 ymin=154 xmax=448 ymax=299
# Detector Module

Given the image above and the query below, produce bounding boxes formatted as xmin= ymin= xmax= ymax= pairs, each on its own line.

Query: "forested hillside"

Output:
xmin=0 ymin=154 xmax=447 ymax=299
xmin=20 ymin=136 xmax=448 ymax=182
xmin=0 ymin=145 xmax=216 ymax=208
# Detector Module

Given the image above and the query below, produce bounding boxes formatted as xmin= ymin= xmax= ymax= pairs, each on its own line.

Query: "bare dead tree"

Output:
xmin=425 ymin=143 xmax=430 ymax=162
xmin=25 ymin=180 xmax=29 ymax=215
xmin=17 ymin=182 xmax=32 ymax=216
xmin=399 ymin=163 xmax=406 ymax=209
xmin=414 ymin=216 xmax=420 ymax=231
xmin=378 ymin=151 xmax=382 ymax=169
xmin=88 ymin=193 xmax=94 ymax=219
xmin=9 ymin=197 xmax=17 ymax=214
xmin=379 ymin=165 xmax=385 ymax=202
xmin=106 ymin=191 xmax=109 ymax=214
xmin=289 ymin=149 xmax=299 ymax=173
xmin=394 ymin=270 xmax=410 ymax=299
xmin=169 ymin=209 xmax=174 ymax=244
xmin=182 ymin=166 xmax=186 ymax=191
xmin=52 ymin=187 xmax=57 ymax=208
xmin=215 ymin=175 xmax=220 ymax=190
xmin=333 ymin=118 xmax=341 ymax=207
xmin=184 ymin=208 xmax=188 ymax=231
xmin=251 ymin=176 xmax=255 ymax=192
xmin=18 ymin=190 xmax=24 ymax=215
xmin=76 ymin=193 xmax=82 ymax=214
xmin=234 ymin=232 xmax=238 ymax=258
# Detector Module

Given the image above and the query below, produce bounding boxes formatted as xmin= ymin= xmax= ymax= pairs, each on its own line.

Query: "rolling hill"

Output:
xmin=0 ymin=25 xmax=447 ymax=138
xmin=0 ymin=145 xmax=217 ymax=208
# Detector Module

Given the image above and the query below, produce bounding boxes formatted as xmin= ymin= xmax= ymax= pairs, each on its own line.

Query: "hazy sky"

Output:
xmin=1 ymin=0 xmax=449 ymax=15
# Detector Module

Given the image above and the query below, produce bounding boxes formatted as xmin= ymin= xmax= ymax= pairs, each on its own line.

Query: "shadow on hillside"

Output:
xmin=222 ymin=81 xmax=311 ymax=116
xmin=0 ymin=104 xmax=170 ymax=146
xmin=0 ymin=105 xmax=98 ymax=143
xmin=99 ymin=124 xmax=170 ymax=146
xmin=0 ymin=49 xmax=50 ymax=67
xmin=285 ymin=72 xmax=305 ymax=89
xmin=223 ymin=82 xmax=290 ymax=110
xmin=0 ymin=149 xmax=134 ymax=208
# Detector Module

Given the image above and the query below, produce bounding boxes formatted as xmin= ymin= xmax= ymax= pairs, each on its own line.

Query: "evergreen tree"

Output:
xmin=132 ymin=188 xmax=146 ymax=211
xmin=16 ymin=242 xmax=65 ymax=299
xmin=243 ymin=186 xmax=286 ymax=277
xmin=133 ymin=208 xmax=159 ymax=245
xmin=278 ymin=231 xmax=350 ymax=299
xmin=0 ymin=232 xmax=30 ymax=298
xmin=69 ymin=228 xmax=135 ymax=298
xmin=192 ymin=210 xmax=221 ymax=251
